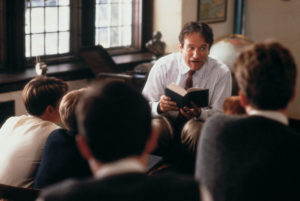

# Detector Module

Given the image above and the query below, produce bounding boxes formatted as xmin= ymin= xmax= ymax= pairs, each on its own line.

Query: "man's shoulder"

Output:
xmin=204 ymin=114 xmax=300 ymax=140
xmin=47 ymin=129 xmax=75 ymax=142
xmin=149 ymin=172 xmax=199 ymax=186
xmin=207 ymin=56 xmax=231 ymax=75
xmin=201 ymin=114 xmax=248 ymax=139
xmin=0 ymin=115 xmax=35 ymax=133
xmin=37 ymin=179 xmax=82 ymax=201
xmin=45 ymin=129 xmax=76 ymax=149
xmin=153 ymin=52 xmax=181 ymax=68
xmin=205 ymin=113 xmax=242 ymax=126
xmin=39 ymin=173 xmax=200 ymax=201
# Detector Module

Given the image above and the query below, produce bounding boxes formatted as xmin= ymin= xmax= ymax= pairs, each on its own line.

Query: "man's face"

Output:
xmin=180 ymin=33 xmax=210 ymax=71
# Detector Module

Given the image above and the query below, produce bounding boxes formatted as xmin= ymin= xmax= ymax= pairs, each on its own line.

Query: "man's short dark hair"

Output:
xmin=233 ymin=41 xmax=297 ymax=110
xmin=178 ymin=21 xmax=214 ymax=47
xmin=76 ymin=81 xmax=152 ymax=163
xmin=22 ymin=76 xmax=68 ymax=116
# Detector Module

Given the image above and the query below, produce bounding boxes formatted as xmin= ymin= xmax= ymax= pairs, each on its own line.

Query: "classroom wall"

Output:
xmin=243 ymin=0 xmax=300 ymax=119
xmin=153 ymin=0 xmax=235 ymax=53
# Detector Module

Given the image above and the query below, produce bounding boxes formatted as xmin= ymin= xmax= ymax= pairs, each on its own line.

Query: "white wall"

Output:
xmin=153 ymin=0 xmax=235 ymax=53
xmin=244 ymin=0 xmax=300 ymax=119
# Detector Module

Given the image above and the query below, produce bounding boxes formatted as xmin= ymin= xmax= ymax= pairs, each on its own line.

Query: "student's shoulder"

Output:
xmin=45 ymin=129 xmax=77 ymax=147
xmin=206 ymin=113 xmax=241 ymax=124
xmin=203 ymin=114 xmax=247 ymax=132
xmin=37 ymin=179 xmax=83 ymax=201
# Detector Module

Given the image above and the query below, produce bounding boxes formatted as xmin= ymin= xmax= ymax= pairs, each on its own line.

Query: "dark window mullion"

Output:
xmin=81 ymin=0 xmax=95 ymax=46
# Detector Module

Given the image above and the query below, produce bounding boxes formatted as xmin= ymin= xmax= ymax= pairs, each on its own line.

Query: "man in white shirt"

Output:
xmin=143 ymin=22 xmax=232 ymax=121
xmin=0 ymin=76 xmax=68 ymax=187
xmin=37 ymin=80 xmax=212 ymax=201
xmin=142 ymin=22 xmax=231 ymax=164
xmin=195 ymin=41 xmax=300 ymax=201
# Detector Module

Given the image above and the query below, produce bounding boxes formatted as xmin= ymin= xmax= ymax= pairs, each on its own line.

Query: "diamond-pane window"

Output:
xmin=25 ymin=0 xmax=70 ymax=58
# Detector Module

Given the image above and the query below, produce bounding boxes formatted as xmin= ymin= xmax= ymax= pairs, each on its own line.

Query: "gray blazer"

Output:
xmin=195 ymin=114 xmax=300 ymax=201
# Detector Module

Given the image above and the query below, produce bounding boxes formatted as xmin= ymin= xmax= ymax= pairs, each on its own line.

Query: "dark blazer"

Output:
xmin=195 ymin=114 xmax=300 ymax=201
xmin=38 ymin=172 xmax=200 ymax=201
xmin=34 ymin=129 xmax=92 ymax=188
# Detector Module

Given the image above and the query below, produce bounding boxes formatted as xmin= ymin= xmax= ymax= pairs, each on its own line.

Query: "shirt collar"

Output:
xmin=248 ymin=109 xmax=288 ymax=125
xmin=95 ymin=157 xmax=146 ymax=179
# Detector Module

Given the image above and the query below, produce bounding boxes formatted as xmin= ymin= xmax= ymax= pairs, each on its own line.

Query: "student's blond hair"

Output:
xmin=59 ymin=88 xmax=87 ymax=131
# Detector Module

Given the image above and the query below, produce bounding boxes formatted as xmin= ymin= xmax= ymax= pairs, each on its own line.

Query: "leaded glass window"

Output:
xmin=25 ymin=0 xmax=70 ymax=58
xmin=95 ymin=0 xmax=134 ymax=48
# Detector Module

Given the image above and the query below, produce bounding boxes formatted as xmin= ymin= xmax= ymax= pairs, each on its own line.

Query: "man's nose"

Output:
xmin=193 ymin=49 xmax=200 ymax=57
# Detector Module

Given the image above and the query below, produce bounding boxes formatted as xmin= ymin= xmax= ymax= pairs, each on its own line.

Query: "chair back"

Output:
xmin=0 ymin=184 xmax=40 ymax=201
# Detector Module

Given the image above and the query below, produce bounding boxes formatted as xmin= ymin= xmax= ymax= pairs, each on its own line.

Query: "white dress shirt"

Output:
xmin=95 ymin=158 xmax=146 ymax=179
xmin=0 ymin=115 xmax=60 ymax=187
xmin=248 ymin=109 xmax=288 ymax=125
xmin=142 ymin=52 xmax=232 ymax=120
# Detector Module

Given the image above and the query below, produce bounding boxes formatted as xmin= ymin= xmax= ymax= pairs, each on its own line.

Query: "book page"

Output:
xmin=166 ymin=83 xmax=187 ymax=96
xmin=187 ymin=87 xmax=206 ymax=92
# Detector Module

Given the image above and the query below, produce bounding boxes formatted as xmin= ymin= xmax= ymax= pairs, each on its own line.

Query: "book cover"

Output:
xmin=164 ymin=83 xmax=209 ymax=108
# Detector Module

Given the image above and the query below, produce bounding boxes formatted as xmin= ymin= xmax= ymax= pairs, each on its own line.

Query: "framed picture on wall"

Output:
xmin=198 ymin=0 xmax=227 ymax=23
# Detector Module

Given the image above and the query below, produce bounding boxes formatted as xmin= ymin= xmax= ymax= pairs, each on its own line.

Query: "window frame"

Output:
xmin=0 ymin=0 xmax=151 ymax=72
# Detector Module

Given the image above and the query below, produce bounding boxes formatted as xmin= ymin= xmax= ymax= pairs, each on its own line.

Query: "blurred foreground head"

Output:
xmin=76 ymin=80 xmax=152 ymax=163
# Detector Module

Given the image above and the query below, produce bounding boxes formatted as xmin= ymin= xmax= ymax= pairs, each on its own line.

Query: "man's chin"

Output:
xmin=189 ymin=63 xmax=204 ymax=71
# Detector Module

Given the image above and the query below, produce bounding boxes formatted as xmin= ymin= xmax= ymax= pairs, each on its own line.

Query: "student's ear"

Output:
xmin=45 ymin=105 xmax=54 ymax=113
xmin=144 ymin=129 xmax=158 ymax=154
xmin=238 ymin=91 xmax=248 ymax=108
xmin=76 ymin=135 xmax=93 ymax=160
xmin=45 ymin=104 xmax=61 ymax=123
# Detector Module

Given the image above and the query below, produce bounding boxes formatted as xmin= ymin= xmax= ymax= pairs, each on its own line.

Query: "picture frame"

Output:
xmin=198 ymin=0 xmax=227 ymax=23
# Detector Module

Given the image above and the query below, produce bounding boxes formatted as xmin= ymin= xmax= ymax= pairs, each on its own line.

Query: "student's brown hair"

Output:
xmin=233 ymin=41 xmax=297 ymax=110
xmin=22 ymin=76 xmax=68 ymax=116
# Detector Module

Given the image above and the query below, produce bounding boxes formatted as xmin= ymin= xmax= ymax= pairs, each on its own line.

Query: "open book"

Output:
xmin=164 ymin=83 xmax=209 ymax=108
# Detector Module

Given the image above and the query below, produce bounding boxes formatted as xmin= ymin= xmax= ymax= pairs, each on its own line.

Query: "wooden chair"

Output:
xmin=0 ymin=184 xmax=40 ymax=201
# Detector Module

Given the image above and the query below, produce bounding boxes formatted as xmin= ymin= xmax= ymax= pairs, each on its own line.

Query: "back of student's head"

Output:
xmin=233 ymin=41 xmax=297 ymax=110
xmin=76 ymin=80 xmax=152 ymax=163
xmin=60 ymin=88 xmax=87 ymax=131
xmin=22 ymin=76 xmax=68 ymax=116
xmin=223 ymin=96 xmax=246 ymax=115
